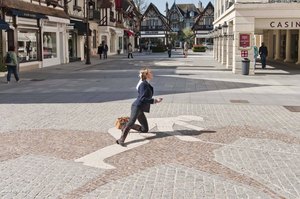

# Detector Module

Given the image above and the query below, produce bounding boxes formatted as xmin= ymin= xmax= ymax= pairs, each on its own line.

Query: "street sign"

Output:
xmin=241 ymin=50 xmax=248 ymax=57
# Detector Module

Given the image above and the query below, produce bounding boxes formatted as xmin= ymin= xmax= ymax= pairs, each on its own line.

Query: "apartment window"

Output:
xmin=74 ymin=0 xmax=78 ymax=6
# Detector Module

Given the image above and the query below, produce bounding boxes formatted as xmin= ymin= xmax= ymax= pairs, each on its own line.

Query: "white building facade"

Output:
xmin=213 ymin=0 xmax=300 ymax=74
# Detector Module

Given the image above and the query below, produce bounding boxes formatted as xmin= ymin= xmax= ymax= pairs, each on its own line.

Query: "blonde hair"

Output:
xmin=139 ymin=67 xmax=151 ymax=80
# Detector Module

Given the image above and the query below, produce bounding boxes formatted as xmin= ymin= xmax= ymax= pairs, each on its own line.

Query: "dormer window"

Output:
xmin=190 ymin=11 xmax=194 ymax=17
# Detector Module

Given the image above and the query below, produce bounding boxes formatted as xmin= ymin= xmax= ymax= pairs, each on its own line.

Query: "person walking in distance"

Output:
xmin=259 ymin=42 xmax=268 ymax=69
xmin=128 ymin=42 xmax=133 ymax=58
xmin=4 ymin=46 xmax=20 ymax=84
xmin=103 ymin=42 xmax=108 ymax=59
xmin=116 ymin=68 xmax=163 ymax=146
xmin=167 ymin=42 xmax=172 ymax=58
xmin=97 ymin=43 xmax=103 ymax=59
xmin=184 ymin=41 xmax=188 ymax=58
xmin=253 ymin=45 xmax=258 ymax=69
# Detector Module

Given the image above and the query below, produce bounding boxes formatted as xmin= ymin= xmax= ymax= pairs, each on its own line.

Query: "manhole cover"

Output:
xmin=283 ymin=106 xmax=300 ymax=112
xmin=30 ymin=79 xmax=45 ymax=81
xmin=230 ymin=100 xmax=249 ymax=104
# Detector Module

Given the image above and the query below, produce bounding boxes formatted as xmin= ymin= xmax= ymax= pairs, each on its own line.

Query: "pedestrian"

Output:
xmin=128 ymin=42 xmax=133 ymax=58
xmin=184 ymin=41 xmax=188 ymax=58
xmin=147 ymin=42 xmax=151 ymax=54
xmin=116 ymin=67 xmax=163 ymax=146
xmin=97 ymin=43 xmax=103 ymax=59
xmin=167 ymin=42 xmax=172 ymax=58
xmin=259 ymin=42 xmax=268 ymax=69
xmin=4 ymin=46 xmax=20 ymax=84
xmin=103 ymin=42 xmax=108 ymax=59
xmin=253 ymin=45 xmax=258 ymax=69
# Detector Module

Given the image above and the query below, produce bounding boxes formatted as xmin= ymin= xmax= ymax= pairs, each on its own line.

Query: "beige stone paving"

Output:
xmin=1 ymin=125 xmax=299 ymax=198
xmin=0 ymin=129 xmax=115 ymax=162
xmin=63 ymin=125 xmax=299 ymax=199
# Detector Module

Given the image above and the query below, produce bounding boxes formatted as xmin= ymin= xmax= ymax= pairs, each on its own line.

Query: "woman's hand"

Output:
xmin=155 ymin=98 xmax=163 ymax=104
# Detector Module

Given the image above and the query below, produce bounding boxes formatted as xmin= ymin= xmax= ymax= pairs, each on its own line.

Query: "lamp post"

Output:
xmin=85 ymin=0 xmax=91 ymax=64
xmin=222 ymin=21 xmax=228 ymax=37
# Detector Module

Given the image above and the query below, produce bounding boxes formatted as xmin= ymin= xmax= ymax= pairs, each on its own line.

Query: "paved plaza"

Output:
xmin=0 ymin=50 xmax=299 ymax=199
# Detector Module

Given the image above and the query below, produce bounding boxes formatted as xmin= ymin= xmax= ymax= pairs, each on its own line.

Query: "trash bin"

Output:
xmin=242 ymin=58 xmax=250 ymax=75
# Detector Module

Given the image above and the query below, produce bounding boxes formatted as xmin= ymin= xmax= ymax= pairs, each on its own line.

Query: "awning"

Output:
xmin=2 ymin=0 xmax=69 ymax=19
xmin=47 ymin=16 xmax=70 ymax=24
xmin=195 ymin=34 xmax=210 ymax=38
xmin=0 ymin=19 xmax=10 ymax=30
xmin=70 ymin=20 xmax=91 ymax=36
xmin=140 ymin=35 xmax=165 ymax=38
xmin=124 ymin=29 xmax=134 ymax=37
xmin=10 ymin=9 xmax=47 ymax=19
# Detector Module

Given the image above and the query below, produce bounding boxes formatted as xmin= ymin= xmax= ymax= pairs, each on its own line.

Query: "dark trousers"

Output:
xmin=103 ymin=52 xmax=107 ymax=59
xmin=126 ymin=105 xmax=148 ymax=132
xmin=99 ymin=54 xmax=102 ymax=59
xmin=128 ymin=53 xmax=133 ymax=58
xmin=7 ymin=65 xmax=19 ymax=82
xmin=118 ymin=105 xmax=148 ymax=143
xmin=261 ymin=54 xmax=266 ymax=68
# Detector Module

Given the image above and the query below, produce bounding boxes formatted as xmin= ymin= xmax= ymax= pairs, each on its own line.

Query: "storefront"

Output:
xmin=140 ymin=31 xmax=168 ymax=50
xmin=1 ymin=0 xmax=69 ymax=70
xmin=213 ymin=1 xmax=300 ymax=74
xmin=69 ymin=19 xmax=88 ymax=62
xmin=43 ymin=16 xmax=69 ymax=67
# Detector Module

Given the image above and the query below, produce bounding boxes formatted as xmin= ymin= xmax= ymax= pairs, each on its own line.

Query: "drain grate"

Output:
xmin=230 ymin=100 xmax=249 ymax=104
xmin=283 ymin=106 xmax=300 ymax=112
xmin=30 ymin=79 xmax=45 ymax=81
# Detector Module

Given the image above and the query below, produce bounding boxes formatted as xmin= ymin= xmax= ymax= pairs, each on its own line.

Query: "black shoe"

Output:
xmin=116 ymin=139 xmax=126 ymax=147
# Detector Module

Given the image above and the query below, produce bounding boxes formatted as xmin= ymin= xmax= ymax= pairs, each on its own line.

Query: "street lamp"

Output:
xmin=222 ymin=22 xmax=228 ymax=37
xmin=85 ymin=0 xmax=92 ymax=65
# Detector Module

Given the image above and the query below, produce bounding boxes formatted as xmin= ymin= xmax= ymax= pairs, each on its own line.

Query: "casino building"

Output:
xmin=212 ymin=0 xmax=300 ymax=74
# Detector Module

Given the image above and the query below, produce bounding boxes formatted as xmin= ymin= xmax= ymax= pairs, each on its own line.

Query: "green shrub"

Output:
xmin=192 ymin=45 xmax=206 ymax=52
xmin=151 ymin=46 xmax=166 ymax=53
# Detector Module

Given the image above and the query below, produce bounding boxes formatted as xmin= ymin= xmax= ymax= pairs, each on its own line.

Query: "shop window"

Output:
xmin=17 ymin=30 xmax=38 ymax=63
xmin=43 ymin=32 xmax=57 ymax=59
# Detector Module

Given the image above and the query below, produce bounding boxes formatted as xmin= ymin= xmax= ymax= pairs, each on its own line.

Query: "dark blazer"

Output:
xmin=133 ymin=80 xmax=154 ymax=113
xmin=259 ymin=46 xmax=268 ymax=56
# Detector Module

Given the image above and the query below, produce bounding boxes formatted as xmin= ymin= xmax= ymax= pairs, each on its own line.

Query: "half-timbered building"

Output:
xmin=139 ymin=3 xmax=171 ymax=49
xmin=192 ymin=2 xmax=214 ymax=45
xmin=166 ymin=2 xmax=201 ymax=47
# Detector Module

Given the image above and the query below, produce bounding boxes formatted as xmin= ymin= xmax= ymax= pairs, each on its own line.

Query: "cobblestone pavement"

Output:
xmin=0 ymin=51 xmax=299 ymax=198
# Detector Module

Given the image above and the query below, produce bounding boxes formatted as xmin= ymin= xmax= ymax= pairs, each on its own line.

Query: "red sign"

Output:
xmin=241 ymin=50 xmax=248 ymax=57
xmin=239 ymin=34 xmax=250 ymax=48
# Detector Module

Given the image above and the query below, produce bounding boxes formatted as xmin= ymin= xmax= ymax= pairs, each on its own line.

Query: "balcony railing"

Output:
xmin=193 ymin=25 xmax=213 ymax=30
xmin=140 ymin=26 xmax=164 ymax=31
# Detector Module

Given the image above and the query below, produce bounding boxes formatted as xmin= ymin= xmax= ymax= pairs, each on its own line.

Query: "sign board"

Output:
xmin=241 ymin=50 xmax=248 ymax=57
xmin=239 ymin=34 xmax=250 ymax=48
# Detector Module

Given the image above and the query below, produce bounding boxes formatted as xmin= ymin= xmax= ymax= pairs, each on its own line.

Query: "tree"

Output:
xmin=132 ymin=0 xmax=148 ymax=14
xmin=182 ymin=27 xmax=195 ymax=45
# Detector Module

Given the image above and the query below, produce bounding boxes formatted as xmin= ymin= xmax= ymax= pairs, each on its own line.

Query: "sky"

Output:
xmin=148 ymin=0 xmax=213 ymax=15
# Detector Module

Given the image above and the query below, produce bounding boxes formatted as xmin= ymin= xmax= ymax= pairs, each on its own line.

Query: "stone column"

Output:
xmin=274 ymin=30 xmax=281 ymax=60
xmin=218 ymin=37 xmax=222 ymax=62
xmin=222 ymin=36 xmax=227 ymax=65
xmin=296 ymin=30 xmax=300 ymax=64
xmin=284 ymin=29 xmax=292 ymax=62
xmin=267 ymin=30 xmax=274 ymax=60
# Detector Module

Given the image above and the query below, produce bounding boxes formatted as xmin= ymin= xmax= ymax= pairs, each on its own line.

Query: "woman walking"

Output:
xmin=116 ymin=68 xmax=163 ymax=146
xmin=5 ymin=46 xmax=20 ymax=84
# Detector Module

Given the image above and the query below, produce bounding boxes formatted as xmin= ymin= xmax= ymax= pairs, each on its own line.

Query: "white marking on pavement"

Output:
xmin=75 ymin=115 xmax=204 ymax=169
